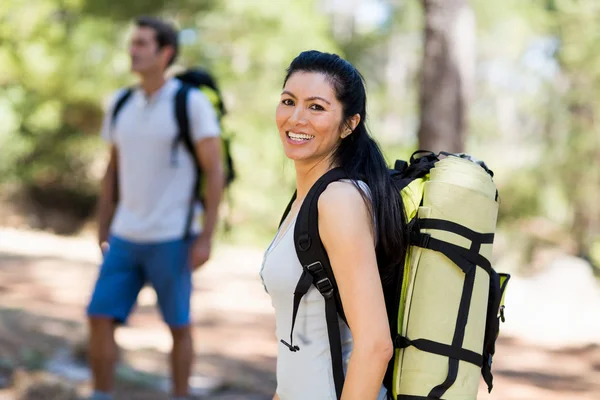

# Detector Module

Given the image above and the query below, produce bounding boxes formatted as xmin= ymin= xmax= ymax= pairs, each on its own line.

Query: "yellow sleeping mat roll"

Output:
xmin=392 ymin=155 xmax=508 ymax=400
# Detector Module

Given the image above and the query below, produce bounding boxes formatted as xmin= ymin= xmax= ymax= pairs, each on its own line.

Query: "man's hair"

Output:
xmin=135 ymin=16 xmax=179 ymax=67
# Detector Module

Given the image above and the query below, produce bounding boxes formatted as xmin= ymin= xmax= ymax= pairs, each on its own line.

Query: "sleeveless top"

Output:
xmin=260 ymin=181 xmax=388 ymax=400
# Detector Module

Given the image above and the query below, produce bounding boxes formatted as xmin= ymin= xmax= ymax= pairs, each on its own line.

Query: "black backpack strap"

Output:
xmin=110 ymin=88 xmax=134 ymax=131
xmin=284 ymin=167 xmax=349 ymax=400
xmin=174 ymin=84 xmax=202 ymax=240
xmin=109 ymin=88 xmax=134 ymax=203
xmin=481 ymin=272 xmax=510 ymax=392
xmin=222 ymin=136 xmax=236 ymax=185
xmin=279 ymin=191 xmax=297 ymax=228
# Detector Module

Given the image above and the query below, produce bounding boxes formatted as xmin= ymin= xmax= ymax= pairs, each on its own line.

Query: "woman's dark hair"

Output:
xmin=283 ymin=50 xmax=408 ymax=287
xmin=136 ymin=16 xmax=179 ymax=67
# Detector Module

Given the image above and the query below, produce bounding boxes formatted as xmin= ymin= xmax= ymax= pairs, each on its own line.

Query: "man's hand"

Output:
xmin=189 ymin=234 xmax=212 ymax=271
xmin=99 ymin=240 xmax=110 ymax=256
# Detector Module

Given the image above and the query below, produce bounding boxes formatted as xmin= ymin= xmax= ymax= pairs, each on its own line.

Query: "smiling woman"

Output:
xmin=261 ymin=50 xmax=409 ymax=400
xmin=275 ymin=72 xmax=356 ymax=163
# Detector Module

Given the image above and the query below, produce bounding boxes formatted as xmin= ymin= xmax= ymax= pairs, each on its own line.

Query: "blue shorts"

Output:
xmin=87 ymin=235 xmax=194 ymax=327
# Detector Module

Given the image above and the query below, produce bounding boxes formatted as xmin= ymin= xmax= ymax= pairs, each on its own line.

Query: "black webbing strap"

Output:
xmin=279 ymin=191 xmax=297 ymax=228
xmin=481 ymin=271 xmax=509 ymax=393
xmin=291 ymin=167 xmax=350 ymax=400
xmin=407 ymin=217 xmax=491 ymax=398
xmin=325 ymin=290 xmax=343 ymax=398
xmin=411 ymin=233 xmax=493 ymax=276
xmin=428 ymin=266 xmax=477 ymax=398
xmin=174 ymin=84 xmax=202 ymax=240
xmin=284 ymin=263 xmax=344 ymax=399
xmin=110 ymin=88 xmax=134 ymax=131
xmin=394 ymin=336 xmax=483 ymax=367
xmin=281 ymin=267 xmax=313 ymax=352
xmin=418 ymin=218 xmax=495 ymax=244
xmin=109 ymin=88 xmax=134 ymax=204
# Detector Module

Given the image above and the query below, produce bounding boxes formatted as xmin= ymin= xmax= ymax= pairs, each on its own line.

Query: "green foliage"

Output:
xmin=175 ymin=0 xmax=343 ymax=244
xmin=1 ymin=0 xmax=598 ymax=256
xmin=0 ymin=0 xmax=344 ymax=241
xmin=469 ymin=0 xmax=600 ymax=259
xmin=0 ymin=1 xmax=127 ymax=194
xmin=81 ymin=0 xmax=216 ymax=22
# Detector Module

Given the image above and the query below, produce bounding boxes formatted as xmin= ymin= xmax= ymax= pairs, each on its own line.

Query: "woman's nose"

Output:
xmin=288 ymin=106 xmax=307 ymax=126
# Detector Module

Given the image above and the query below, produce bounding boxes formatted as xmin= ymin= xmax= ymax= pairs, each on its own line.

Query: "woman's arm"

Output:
xmin=318 ymin=181 xmax=393 ymax=400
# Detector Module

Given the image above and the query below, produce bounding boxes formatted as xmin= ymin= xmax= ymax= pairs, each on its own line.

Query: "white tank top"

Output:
xmin=260 ymin=181 xmax=388 ymax=400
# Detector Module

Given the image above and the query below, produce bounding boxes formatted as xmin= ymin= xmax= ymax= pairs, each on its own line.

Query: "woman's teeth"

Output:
xmin=287 ymin=131 xmax=315 ymax=141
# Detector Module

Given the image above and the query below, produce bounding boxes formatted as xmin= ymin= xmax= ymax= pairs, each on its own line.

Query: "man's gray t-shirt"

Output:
xmin=101 ymin=78 xmax=220 ymax=243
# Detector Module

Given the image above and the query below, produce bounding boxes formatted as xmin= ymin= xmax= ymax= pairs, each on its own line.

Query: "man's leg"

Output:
xmin=170 ymin=324 xmax=194 ymax=397
xmin=143 ymin=237 xmax=194 ymax=398
xmin=88 ymin=317 xmax=117 ymax=394
xmin=86 ymin=235 xmax=145 ymax=397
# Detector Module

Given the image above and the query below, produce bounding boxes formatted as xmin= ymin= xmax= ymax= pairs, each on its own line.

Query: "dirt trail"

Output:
xmin=0 ymin=227 xmax=598 ymax=399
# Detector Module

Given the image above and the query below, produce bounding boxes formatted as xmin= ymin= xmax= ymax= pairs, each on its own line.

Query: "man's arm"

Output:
xmin=187 ymin=87 xmax=225 ymax=269
xmin=194 ymin=137 xmax=224 ymax=240
xmin=97 ymin=145 xmax=118 ymax=250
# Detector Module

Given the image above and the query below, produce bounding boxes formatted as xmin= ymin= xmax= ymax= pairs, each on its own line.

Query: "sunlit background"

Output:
xmin=0 ymin=0 xmax=598 ymax=399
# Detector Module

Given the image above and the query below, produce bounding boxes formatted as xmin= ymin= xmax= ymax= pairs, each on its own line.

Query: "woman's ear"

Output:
xmin=341 ymin=114 xmax=361 ymax=139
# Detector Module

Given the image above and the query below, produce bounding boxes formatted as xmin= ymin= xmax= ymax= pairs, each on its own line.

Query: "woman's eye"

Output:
xmin=310 ymin=104 xmax=324 ymax=111
xmin=281 ymin=99 xmax=294 ymax=106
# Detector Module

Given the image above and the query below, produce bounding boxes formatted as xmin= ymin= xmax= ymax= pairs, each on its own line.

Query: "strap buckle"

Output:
xmin=315 ymin=277 xmax=334 ymax=299
xmin=305 ymin=261 xmax=324 ymax=274
xmin=305 ymin=262 xmax=334 ymax=299
xmin=411 ymin=232 xmax=431 ymax=248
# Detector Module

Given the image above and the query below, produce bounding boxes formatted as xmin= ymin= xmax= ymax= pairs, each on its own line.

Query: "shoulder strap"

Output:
xmin=284 ymin=167 xmax=349 ymax=400
xmin=110 ymin=88 xmax=134 ymax=130
xmin=174 ymin=84 xmax=203 ymax=239
xmin=109 ymin=88 xmax=134 ymax=203
xmin=279 ymin=191 xmax=297 ymax=228
xmin=174 ymin=83 xmax=196 ymax=162
xmin=293 ymin=167 xmax=350 ymax=317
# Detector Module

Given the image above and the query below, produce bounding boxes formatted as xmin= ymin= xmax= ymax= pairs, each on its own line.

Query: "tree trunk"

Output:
xmin=417 ymin=0 xmax=476 ymax=153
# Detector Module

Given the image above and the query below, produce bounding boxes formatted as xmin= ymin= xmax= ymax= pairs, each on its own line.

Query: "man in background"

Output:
xmin=86 ymin=16 xmax=224 ymax=400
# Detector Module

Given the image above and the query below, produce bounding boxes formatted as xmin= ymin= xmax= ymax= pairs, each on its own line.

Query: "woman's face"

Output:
xmin=275 ymin=71 xmax=346 ymax=165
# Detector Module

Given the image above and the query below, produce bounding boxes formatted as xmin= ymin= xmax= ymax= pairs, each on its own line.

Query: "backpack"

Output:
xmin=278 ymin=150 xmax=511 ymax=400
xmin=109 ymin=67 xmax=236 ymax=238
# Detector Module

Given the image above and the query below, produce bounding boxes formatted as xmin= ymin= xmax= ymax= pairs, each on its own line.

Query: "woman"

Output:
xmin=260 ymin=50 xmax=408 ymax=400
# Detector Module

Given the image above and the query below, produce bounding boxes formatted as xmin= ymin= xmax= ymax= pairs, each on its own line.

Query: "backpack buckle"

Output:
xmin=305 ymin=261 xmax=324 ymax=274
xmin=315 ymin=277 xmax=334 ymax=299
xmin=499 ymin=305 xmax=506 ymax=323
xmin=304 ymin=262 xmax=335 ymax=298
xmin=394 ymin=160 xmax=408 ymax=172
xmin=420 ymin=233 xmax=431 ymax=248
xmin=411 ymin=232 xmax=431 ymax=248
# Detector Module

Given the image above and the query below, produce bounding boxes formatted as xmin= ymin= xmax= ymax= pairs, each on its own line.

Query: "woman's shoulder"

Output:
xmin=320 ymin=179 xmax=367 ymax=201
xmin=317 ymin=179 xmax=371 ymax=222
